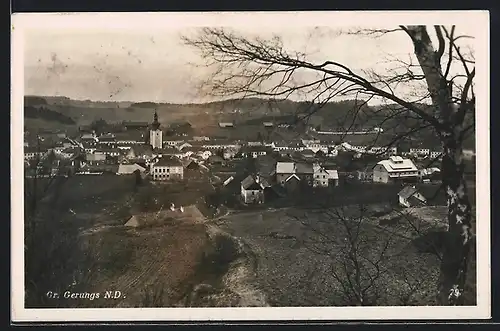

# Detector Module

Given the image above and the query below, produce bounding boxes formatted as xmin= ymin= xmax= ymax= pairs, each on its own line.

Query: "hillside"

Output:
xmin=23 ymin=95 xmax=475 ymax=149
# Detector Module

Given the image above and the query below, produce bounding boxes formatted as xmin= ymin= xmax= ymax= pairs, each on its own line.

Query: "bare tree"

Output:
xmin=182 ymin=25 xmax=476 ymax=305
xmin=24 ymin=136 xmax=89 ymax=307
xmin=293 ymin=204 xmax=433 ymax=306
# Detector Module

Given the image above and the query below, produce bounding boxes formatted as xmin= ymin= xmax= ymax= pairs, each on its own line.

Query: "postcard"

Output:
xmin=11 ymin=10 xmax=490 ymax=322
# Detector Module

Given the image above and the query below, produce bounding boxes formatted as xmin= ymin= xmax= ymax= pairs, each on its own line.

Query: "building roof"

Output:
xmin=377 ymin=156 xmax=418 ymax=173
xmin=153 ymin=156 xmax=183 ymax=167
xmin=398 ymin=186 xmax=419 ymax=199
xmin=276 ymin=161 xmax=295 ymax=174
xmin=115 ymin=131 xmax=146 ymax=142
xmin=123 ymin=121 xmax=150 ymax=130
xmin=208 ymin=155 xmax=225 ymax=163
xmin=295 ymin=162 xmax=314 ymax=174
xmin=241 ymin=175 xmax=264 ymax=190
xmin=118 ymin=163 xmax=146 ymax=174
xmin=131 ymin=144 xmax=153 ymax=156
xmin=326 ymin=169 xmax=339 ymax=180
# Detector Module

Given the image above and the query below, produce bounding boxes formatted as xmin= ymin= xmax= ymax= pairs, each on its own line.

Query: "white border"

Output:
xmin=11 ymin=11 xmax=491 ymax=322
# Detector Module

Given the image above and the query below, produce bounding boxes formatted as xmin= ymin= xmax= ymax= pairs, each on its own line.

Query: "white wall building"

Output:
xmin=373 ymin=156 xmax=419 ymax=183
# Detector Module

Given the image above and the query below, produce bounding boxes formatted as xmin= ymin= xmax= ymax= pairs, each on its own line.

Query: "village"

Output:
xmin=23 ymin=108 xmax=479 ymax=308
xmin=24 ymin=109 xmax=477 ymax=216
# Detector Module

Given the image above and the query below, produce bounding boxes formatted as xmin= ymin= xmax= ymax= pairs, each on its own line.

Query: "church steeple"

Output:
xmin=152 ymin=110 xmax=160 ymax=130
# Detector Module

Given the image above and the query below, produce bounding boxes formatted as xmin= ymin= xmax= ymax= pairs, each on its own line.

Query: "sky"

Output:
xmin=19 ymin=12 xmax=481 ymax=105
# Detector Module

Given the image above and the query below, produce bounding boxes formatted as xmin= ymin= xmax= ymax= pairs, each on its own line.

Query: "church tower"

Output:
xmin=149 ymin=111 xmax=163 ymax=149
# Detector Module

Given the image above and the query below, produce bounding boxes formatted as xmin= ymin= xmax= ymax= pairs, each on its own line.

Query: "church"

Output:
xmin=149 ymin=111 xmax=163 ymax=150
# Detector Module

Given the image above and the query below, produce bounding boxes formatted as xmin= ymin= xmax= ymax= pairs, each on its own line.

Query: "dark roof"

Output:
xmin=398 ymin=186 xmax=419 ymax=199
xmin=407 ymin=195 xmax=427 ymax=207
xmin=153 ymin=156 xmax=183 ymax=167
xmin=123 ymin=121 xmax=149 ymax=127
xmin=208 ymin=155 xmax=225 ymax=163
xmin=241 ymin=175 xmax=263 ymax=190
xmin=115 ymin=131 xmax=146 ymax=142
xmin=301 ymin=149 xmax=316 ymax=155
xmin=295 ymin=162 xmax=314 ymax=174
xmin=131 ymin=144 xmax=153 ymax=156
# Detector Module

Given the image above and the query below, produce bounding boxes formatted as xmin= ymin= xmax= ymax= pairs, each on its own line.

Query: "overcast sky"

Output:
xmin=20 ymin=12 xmax=480 ymax=104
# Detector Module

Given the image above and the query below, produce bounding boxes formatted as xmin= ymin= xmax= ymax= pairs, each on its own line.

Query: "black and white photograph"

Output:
xmin=11 ymin=11 xmax=490 ymax=322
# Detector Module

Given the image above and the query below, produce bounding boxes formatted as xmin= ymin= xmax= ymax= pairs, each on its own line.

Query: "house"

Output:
xmin=97 ymin=134 xmax=116 ymax=145
xmin=115 ymin=131 xmax=146 ymax=145
xmin=398 ymin=186 xmax=427 ymax=208
xmin=276 ymin=161 xmax=296 ymax=186
xmin=95 ymin=147 xmax=121 ymax=158
xmin=430 ymin=151 xmax=442 ymax=160
xmin=284 ymin=174 xmax=301 ymax=193
xmin=373 ymin=156 xmax=419 ymax=184
xmin=174 ymin=141 xmax=193 ymax=151
xmin=164 ymin=139 xmax=185 ymax=147
xmin=295 ymin=162 xmax=314 ymax=186
xmin=117 ymin=163 xmax=146 ymax=175
xmin=326 ymin=169 xmax=339 ymax=187
xmin=123 ymin=121 xmax=150 ymax=131
xmin=409 ymin=148 xmax=430 ymax=157
xmin=240 ymin=175 xmax=265 ymax=204
xmin=86 ymin=151 xmax=107 ymax=164
xmin=312 ymin=164 xmax=339 ymax=187
xmin=357 ymin=163 xmax=377 ymax=182
xmin=127 ymin=144 xmax=153 ymax=161
xmin=223 ymin=147 xmax=239 ymax=160
xmin=219 ymin=122 xmax=234 ymax=128
xmin=240 ymin=146 xmax=271 ymax=158
xmin=151 ymin=156 xmax=184 ymax=181
xmin=247 ymin=141 xmax=264 ymax=147
xmin=208 ymin=155 xmax=226 ymax=165
xmin=272 ymin=141 xmax=290 ymax=151
xmin=300 ymin=149 xmax=316 ymax=159
xmin=202 ymin=141 xmax=240 ymax=150
xmin=192 ymin=136 xmax=210 ymax=141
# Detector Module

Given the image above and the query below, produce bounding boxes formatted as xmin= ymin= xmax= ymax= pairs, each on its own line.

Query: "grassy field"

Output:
xmin=212 ymin=204 xmax=476 ymax=306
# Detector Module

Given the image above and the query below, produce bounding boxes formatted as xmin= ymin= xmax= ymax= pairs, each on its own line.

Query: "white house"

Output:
xmin=151 ymin=156 xmax=184 ymax=181
xmin=240 ymin=175 xmax=266 ymax=204
xmin=312 ymin=164 xmax=330 ymax=187
xmin=219 ymin=122 xmax=234 ymax=128
xmin=373 ymin=156 xmax=419 ymax=183
xmin=398 ymin=186 xmax=427 ymax=208
xmin=430 ymin=151 xmax=442 ymax=159
xmin=409 ymin=148 xmax=430 ymax=157
xmin=312 ymin=164 xmax=339 ymax=187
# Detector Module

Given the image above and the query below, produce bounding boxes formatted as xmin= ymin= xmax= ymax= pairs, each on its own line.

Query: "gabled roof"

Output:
xmin=398 ymin=186 xmax=419 ymax=199
xmin=118 ymin=163 xmax=146 ymax=174
xmin=326 ymin=169 xmax=339 ymax=180
xmin=131 ymin=144 xmax=153 ymax=156
xmin=241 ymin=175 xmax=264 ymax=190
xmin=295 ymin=162 xmax=314 ymax=174
xmin=377 ymin=156 xmax=418 ymax=172
xmin=153 ymin=156 xmax=183 ymax=167
xmin=276 ymin=161 xmax=295 ymax=174
xmin=285 ymin=174 xmax=301 ymax=182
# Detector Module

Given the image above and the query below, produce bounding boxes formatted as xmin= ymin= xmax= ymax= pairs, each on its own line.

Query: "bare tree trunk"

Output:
xmin=405 ymin=26 xmax=473 ymax=305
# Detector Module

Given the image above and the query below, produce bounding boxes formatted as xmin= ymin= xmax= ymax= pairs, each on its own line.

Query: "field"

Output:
xmin=25 ymin=174 xmax=216 ymax=308
xmin=210 ymin=203 xmax=477 ymax=306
